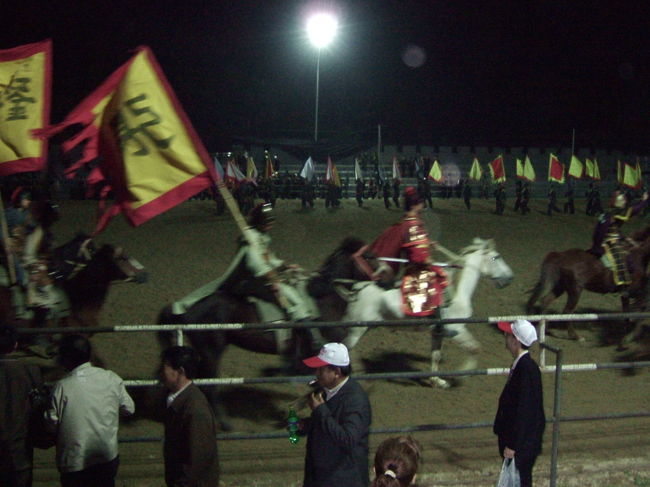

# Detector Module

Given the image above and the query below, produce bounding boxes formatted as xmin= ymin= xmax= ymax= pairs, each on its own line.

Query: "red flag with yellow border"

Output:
xmin=0 ymin=39 xmax=51 ymax=175
xmin=34 ymin=46 xmax=214 ymax=232
xmin=548 ymin=154 xmax=565 ymax=183
xmin=489 ymin=155 xmax=506 ymax=182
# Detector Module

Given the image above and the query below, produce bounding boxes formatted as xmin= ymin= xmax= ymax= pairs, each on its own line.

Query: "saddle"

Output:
xmin=400 ymin=265 xmax=448 ymax=316
xmin=601 ymin=239 xmax=634 ymax=286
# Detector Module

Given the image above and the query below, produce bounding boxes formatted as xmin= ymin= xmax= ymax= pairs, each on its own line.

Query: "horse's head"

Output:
xmin=96 ymin=245 xmax=148 ymax=284
xmin=462 ymin=238 xmax=513 ymax=289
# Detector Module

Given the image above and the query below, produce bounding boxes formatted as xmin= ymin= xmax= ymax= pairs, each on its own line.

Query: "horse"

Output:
xmin=526 ymin=225 xmax=650 ymax=341
xmin=156 ymin=237 xmax=377 ymax=425
xmin=340 ymin=238 xmax=514 ymax=388
xmin=0 ymin=233 xmax=148 ymax=331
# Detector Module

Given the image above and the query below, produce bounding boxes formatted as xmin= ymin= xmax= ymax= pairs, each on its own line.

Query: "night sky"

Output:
xmin=3 ymin=1 xmax=650 ymax=151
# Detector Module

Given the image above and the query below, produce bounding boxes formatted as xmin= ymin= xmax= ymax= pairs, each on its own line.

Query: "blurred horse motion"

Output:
xmin=527 ymin=225 xmax=650 ymax=341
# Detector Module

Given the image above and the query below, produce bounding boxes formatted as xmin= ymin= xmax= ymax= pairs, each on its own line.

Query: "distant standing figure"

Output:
xmin=45 ymin=335 xmax=134 ymax=487
xmin=563 ymin=185 xmax=575 ymax=214
xmin=383 ymin=181 xmax=391 ymax=209
xmin=546 ymin=185 xmax=561 ymax=216
xmin=494 ymin=183 xmax=506 ymax=215
xmin=392 ymin=178 xmax=400 ymax=208
xmin=355 ymin=179 xmax=365 ymax=207
xmin=161 ymin=346 xmax=220 ymax=487
xmin=493 ymin=320 xmax=545 ymax=487
xmin=513 ymin=180 xmax=523 ymax=212
xmin=463 ymin=179 xmax=472 ymax=210
xmin=520 ymin=182 xmax=531 ymax=215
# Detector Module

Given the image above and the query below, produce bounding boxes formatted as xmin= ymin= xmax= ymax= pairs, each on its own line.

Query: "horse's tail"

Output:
xmin=526 ymin=253 xmax=561 ymax=313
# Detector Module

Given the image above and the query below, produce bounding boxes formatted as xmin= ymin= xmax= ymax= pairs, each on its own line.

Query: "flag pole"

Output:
xmin=571 ymin=128 xmax=575 ymax=156
xmin=213 ymin=179 xmax=290 ymax=309
xmin=0 ymin=190 xmax=17 ymax=286
xmin=377 ymin=124 xmax=381 ymax=170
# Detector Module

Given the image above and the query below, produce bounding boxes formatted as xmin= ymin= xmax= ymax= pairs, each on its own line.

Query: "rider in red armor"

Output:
xmin=370 ymin=186 xmax=448 ymax=316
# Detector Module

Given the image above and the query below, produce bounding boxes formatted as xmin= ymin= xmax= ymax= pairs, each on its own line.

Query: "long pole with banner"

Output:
xmin=0 ymin=190 xmax=17 ymax=285
xmin=213 ymin=178 xmax=290 ymax=309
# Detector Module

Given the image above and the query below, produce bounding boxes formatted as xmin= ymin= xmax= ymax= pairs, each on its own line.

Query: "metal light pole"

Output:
xmin=306 ymin=12 xmax=338 ymax=142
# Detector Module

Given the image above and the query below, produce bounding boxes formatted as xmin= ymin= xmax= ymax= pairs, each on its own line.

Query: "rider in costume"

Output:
xmin=220 ymin=203 xmax=314 ymax=324
xmin=589 ymin=190 xmax=649 ymax=290
xmin=370 ymin=187 xmax=448 ymax=316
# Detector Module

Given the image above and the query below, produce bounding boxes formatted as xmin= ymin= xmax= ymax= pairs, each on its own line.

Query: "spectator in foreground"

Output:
xmin=301 ymin=342 xmax=372 ymax=487
xmin=45 ymin=334 xmax=134 ymax=487
xmin=371 ymin=436 xmax=422 ymax=487
xmin=493 ymin=320 xmax=545 ymax=487
xmin=161 ymin=346 xmax=219 ymax=487
xmin=0 ymin=324 xmax=44 ymax=487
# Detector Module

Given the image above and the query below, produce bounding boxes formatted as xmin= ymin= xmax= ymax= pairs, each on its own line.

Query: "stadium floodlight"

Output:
xmin=306 ymin=12 xmax=338 ymax=142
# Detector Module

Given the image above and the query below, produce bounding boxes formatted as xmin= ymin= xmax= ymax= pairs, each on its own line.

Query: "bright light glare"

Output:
xmin=306 ymin=13 xmax=338 ymax=48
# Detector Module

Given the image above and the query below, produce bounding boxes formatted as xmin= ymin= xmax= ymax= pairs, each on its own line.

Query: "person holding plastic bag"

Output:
xmin=493 ymin=320 xmax=545 ymax=487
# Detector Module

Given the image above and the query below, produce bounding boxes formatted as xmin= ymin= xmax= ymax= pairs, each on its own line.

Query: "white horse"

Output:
xmin=340 ymin=238 xmax=513 ymax=388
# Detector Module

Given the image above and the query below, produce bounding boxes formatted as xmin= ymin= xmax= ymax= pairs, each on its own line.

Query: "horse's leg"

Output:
xmin=562 ymin=285 xmax=583 ymax=341
xmin=426 ymin=324 xmax=450 ymax=389
xmin=449 ymin=323 xmax=480 ymax=372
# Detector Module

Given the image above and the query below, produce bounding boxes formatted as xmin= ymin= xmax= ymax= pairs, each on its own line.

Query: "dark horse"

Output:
xmin=157 ymin=237 xmax=375 ymax=423
xmin=527 ymin=225 xmax=650 ymax=340
xmin=0 ymin=233 xmax=148 ymax=330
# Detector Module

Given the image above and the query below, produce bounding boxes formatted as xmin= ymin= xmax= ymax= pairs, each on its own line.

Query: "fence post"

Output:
xmin=538 ymin=320 xmax=546 ymax=369
xmin=541 ymin=342 xmax=563 ymax=487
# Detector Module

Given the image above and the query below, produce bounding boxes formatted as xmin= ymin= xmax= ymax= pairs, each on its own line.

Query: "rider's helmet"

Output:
xmin=10 ymin=187 xmax=32 ymax=209
xmin=610 ymin=190 xmax=628 ymax=209
xmin=248 ymin=203 xmax=275 ymax=231
xmin=404 ymin=186 xmax=422 ymax=211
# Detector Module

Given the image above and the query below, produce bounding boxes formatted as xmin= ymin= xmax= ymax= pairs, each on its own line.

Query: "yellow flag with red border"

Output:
xmin=468 ymin=157 xmax=482 ymax=181
xmin=34 ymin=46 xmax=214 ymax=232
xmin=568 ymin=155 xmax=583 ymax=179
xmin=0 ymin=39 xmax=51 ymax=175
xmin=427 ymin=159 xmax=443 ymax=182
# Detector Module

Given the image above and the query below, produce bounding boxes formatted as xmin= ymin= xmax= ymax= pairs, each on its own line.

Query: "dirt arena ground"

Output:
xmin=26 ymin=195 xmax=650 ymax=486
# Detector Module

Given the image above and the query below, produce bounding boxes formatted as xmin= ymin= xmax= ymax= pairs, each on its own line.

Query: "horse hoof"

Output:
xmin=424 ymin=377 xmax=450 ymax=389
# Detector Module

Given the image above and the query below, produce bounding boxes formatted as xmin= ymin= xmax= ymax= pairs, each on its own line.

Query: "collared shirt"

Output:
xmin=510 ymin=350 xmax=529 ymax=375
xmin=324 ymin=376 xmax=349 ymax=401
xmin=45 ymin=362 xmax=135 ymax=473
xmin=166 ymin=381 xmax=192 ymax=407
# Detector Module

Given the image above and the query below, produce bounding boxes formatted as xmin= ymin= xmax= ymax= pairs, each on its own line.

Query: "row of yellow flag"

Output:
xmin=422 ymin=153 xmax=623 ymax=185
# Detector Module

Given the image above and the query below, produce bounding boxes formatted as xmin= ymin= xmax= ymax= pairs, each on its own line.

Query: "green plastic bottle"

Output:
xmin=287 ymin=408 xmax=299 ymax=444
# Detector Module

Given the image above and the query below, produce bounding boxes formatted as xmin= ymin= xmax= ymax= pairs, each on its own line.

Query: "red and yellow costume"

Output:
xmin=371 ymin=215 xmax=448 ymax=316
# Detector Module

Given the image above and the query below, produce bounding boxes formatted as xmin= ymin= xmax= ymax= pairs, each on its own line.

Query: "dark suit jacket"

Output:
xmin=164 ymin=383 xmax=219 ymax=487
xmin=493 ymin=352 xmax=546 ymax=462
xmin=0 ymin=357 xmax=42 ymax=472
xmin=303 ymin=377 xmax=371 ymax=487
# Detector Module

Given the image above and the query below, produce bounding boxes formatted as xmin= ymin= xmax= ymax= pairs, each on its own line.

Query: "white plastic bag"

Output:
xmin=496 ymin=458 xmax=520 ymax=487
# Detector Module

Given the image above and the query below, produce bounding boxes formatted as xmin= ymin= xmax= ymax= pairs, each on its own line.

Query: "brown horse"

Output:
xmin=527 ymin=225 xmax=650 ymax=340
xmin=0 ymin=234 xmax=148 ymax=331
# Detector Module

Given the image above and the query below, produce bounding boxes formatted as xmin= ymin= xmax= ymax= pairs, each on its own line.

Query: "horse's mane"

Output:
xmin=308 ymin=237 xmax=366 ymax=297
xmin=458 ymin=238 xmax=493 ymax=257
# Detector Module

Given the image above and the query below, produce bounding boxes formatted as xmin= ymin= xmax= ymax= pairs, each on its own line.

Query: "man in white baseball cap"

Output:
xmin=493 ymin=320 xmax=545 ymax=487
xmin=301 ymin=343 xmax=371 ymax=487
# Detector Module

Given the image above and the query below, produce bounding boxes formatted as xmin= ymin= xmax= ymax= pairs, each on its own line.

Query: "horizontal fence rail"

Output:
xmin=15 ymin=310 xmax=650 ymax=335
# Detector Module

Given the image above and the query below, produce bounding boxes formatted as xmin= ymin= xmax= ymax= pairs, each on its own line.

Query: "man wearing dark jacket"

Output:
xmin=0 ymin=324 xmax=43 ymax=487
xmin=493 ymin=319 xmax=545 ymax=487
xmin=161 ymin=346 xmax=220 ymax=487
xmin=301 ymin=343 xmax=371 ymax=487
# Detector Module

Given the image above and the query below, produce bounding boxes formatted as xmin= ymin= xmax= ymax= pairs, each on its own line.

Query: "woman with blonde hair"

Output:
xmin=371 ymin=436 xmax=422 ymax=487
